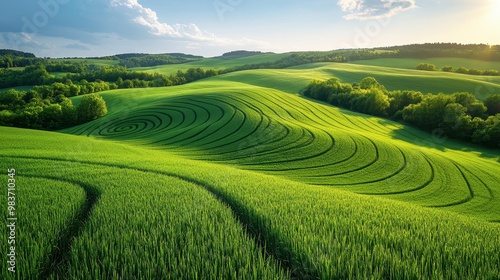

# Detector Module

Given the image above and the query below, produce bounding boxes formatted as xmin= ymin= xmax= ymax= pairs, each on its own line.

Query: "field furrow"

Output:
xmin=3 ymin=123 xmax=500 ymax=278
xmin=0 ymin=173 xmax=86 ymax=280
xmin=3 ymin=53 xmax=500 ymax=279
xmin=1 ymin=155 xmax=288 ymax=279
xmin=57 ymin=81 xmax=500 ymax=218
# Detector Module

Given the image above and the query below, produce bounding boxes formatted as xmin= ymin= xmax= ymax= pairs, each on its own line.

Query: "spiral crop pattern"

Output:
xmin=64 ymin=89 xmax=499 ymax=213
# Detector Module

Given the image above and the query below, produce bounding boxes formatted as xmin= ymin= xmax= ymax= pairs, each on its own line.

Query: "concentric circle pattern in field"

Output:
xmin=64 ymin=86 xmax=500 ymax=218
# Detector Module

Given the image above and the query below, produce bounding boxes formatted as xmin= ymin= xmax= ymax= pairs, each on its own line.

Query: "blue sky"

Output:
xmin=0 ymin=0 xmax=498 ymax=57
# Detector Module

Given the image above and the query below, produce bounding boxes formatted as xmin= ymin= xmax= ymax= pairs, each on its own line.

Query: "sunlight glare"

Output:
xmin=488 ymin=0 xmax=500 ymax=24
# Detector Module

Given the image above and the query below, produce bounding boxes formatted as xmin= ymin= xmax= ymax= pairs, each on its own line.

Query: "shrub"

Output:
xmin=76 ymin=94 xmax=108 ymax=123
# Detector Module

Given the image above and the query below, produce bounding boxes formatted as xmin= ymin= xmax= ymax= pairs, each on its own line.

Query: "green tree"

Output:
xmin=39 ymin=104 xmax=63 ymax=130
xmin=456 ymin=67 xmax=469 ymax=74
xmin=52 ymin=82 xmax=70 ymax=97
xmin=69 ymin=84 xmax=81 ymax=96
xmin=484 ymin=94 xmax=500 ymax=116
xmin=483 ymin=70 xmax=499 ymax=76
xmin=60 ymin=97 xmax=76 ymax=126
xmin=122 ymin=80 xmax=134 ymax=89
xmin=359 ymin=77 xmax=380 ymax=89
xmin=22 ymin=90 xmax=42 ymax=103
xmin=440 ymin=103 xmax=471 ymax=139
xmin=16 ymin=103 xmax=43 ymax=129
xmin=0 ymin=110 xmax=14 ymax=126
xmin=472 ymin=114 xmax=500 ymax=147
xmin=116 ymin=77 xmax=124 ymax=88
xmin=0 ymin=89 xmax=25 ymax=107
xmin=467 ymin=68 xmax=483 ymax=75
xmin=453 ymin=92 xmax=487 ymax=118
xmin=441 ymin=65 xmax=454 ymax=72
xmin=205 ymin=69 xmax=218 ymax=78
xmin=416 ymin=63 xmax=437 ymax=71
xmin=76 ymin=94 xmax=108 ymax=123
xmin=365 ymin=88 xmax=391 ymax=116
xmin=402 ymin=94 xmax=455 ymax=130
xmin=387 ymin=90 xmax=424 ymax=117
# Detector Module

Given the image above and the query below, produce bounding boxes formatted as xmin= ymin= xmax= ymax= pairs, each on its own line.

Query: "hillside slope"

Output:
xmin=2 ymin=125 xmax=500 ymax=278
xmin=4 ymin=58 xmax=500 ymax=278
xmin=62 ymin=73 xmax=500 ymax=221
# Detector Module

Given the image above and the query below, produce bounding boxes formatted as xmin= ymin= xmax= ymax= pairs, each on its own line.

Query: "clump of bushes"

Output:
xmin=416 ymin=63 xmax=499 ymax=76
xmin=0 ymin=89 xmax=107 ymax=130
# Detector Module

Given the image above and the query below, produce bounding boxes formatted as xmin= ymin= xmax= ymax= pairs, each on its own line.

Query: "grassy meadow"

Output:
xmin=352 ymin=57 xmax=500 ymax=71
xmin=289 ymin=63 xmax=500 ymax=96
xmin=131 ymin=53 xmax=290 ymax=75
xmin=2 ymin=54 xmax=500 ymax=279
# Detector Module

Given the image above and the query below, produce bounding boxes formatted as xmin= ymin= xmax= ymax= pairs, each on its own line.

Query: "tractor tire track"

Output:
xmin=2 ymin=155 xmax=314 ymax=279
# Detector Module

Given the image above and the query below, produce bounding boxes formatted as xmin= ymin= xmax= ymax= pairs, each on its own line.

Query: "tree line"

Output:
xmin=379 ymin=43 xmax=500 ymax=61
xmin=0 ymin=51 xmax=202 ymax=69
xmin=0 ymin=63 xmax=220 ymax=131
xmin=0 ymin=49 xmax=39 ymax=68
xmin=0 ymin=63 xmax=220 ymax=90
xmin=117 ymin=53 xmax=202 ymax=68
xmin=416 ymin=63 xmax=499 ymax=76
xmin=301 ymin=77 xmax=500 ymax=148
xmin=217 ymin=44 xmax=500 ymax=74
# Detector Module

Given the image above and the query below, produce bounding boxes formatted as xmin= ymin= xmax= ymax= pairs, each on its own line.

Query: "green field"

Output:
xmin=131 ymin=53 xmax=290 ymax=75
xmin=2 ymin=56 xmax=500 ymax=278
xmin=54 ymin=58 xmax=120 ymax=67
xmin=289 ymin=63 xmax=500 ymax=97
xmin=135 ymin=59 xmax=500 ymax=98
xmin=352 ymin=57 xmax=500 ymax=71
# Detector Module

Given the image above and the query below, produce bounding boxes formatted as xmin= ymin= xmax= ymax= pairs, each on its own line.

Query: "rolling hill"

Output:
xmin=351 ymin=57 xmax=500 ymax=71
xmin=133 ymin=60 xmax=500 ymax=98
xmin=2 ymin=54 xmax=500 ymax=279
xmin=62 ymin=72 xmax=500 ymax=221
xmin=130 ymin=52 xmax=291 ymax=75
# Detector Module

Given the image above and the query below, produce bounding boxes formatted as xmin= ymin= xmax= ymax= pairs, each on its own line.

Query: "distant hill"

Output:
xmin=0 ymin=49 xmax=36 ymax=58
xmin=111 ymin=53 xmax=203 ymax=60
xmin=62 ymin=53 xmax=204 ymax=68
xmin=220 ymin=50 xmax=274 ymax=59
xmin=0 ymin=49 xmax=40 ymax=68
xmin=378 ymin=43 xmax=500 ymax=61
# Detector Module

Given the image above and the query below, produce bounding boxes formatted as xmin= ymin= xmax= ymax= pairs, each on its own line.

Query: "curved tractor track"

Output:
xmin=63 ymin=86 xmax=500 ymax=219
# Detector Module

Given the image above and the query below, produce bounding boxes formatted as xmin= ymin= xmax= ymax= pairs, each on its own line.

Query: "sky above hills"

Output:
xmin=0 ymin=0 xmax=498 ymax=58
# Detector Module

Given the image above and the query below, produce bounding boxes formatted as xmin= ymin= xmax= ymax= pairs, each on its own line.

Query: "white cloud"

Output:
xmin=0 ymin=32 xmax=46 ymax=51
xmin=186 ymin=43 xmax=201 ymax=50
xmin=338 ymin=0 xmax=416 ymax=20
xmin=109 ymin=0 xmax=277 ymax=51
xmin=110 ymin=0 xmax=223 ymax=42
xmin=110 ymin=0 xmax=179 ymax=36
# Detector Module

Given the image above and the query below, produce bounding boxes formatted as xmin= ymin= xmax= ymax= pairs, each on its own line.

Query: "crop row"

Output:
xmin=62 ymin=85 xmax=500 ymax=218
xmin=0 ymin=155 xmax=286 ymax=279
xmin=0 ymin=174 xmax=86 ymax=279
xmin=2 ymin=126 xmax=500 ymax=278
